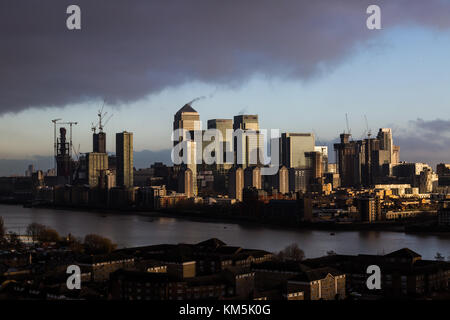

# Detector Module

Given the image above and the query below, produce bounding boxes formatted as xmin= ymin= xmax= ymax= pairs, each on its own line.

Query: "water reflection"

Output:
xmin=1 ymin=204 xmax=449 ymax=260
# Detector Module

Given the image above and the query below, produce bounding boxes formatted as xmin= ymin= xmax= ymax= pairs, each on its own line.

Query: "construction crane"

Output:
xmin=51 ymin=118 xmax=62 ymax=169
xmin=92 ymin=101 xmax=113 ymax=133
xmin=99 ymin=112 xmax=113 ymax=132
xmin=72 ymin=143 xmax=81 ymax=160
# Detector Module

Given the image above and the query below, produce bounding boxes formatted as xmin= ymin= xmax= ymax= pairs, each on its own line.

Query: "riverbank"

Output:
xmin=1 ymin=202 xmax=419 ymax=233
xmin=2 ymin=203 xmax=449 ymax=260
xmin=4 ymin=200 xmax=448 ymax=234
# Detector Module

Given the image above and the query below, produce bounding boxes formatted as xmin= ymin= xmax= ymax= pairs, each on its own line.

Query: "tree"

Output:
xmin=26 ymin=223 xmax=46 ymax=241
xmin=435 ymin=252 xmax=445 ymax=261
xmin=0 ymin=217 xmax=5 ymax=241
xmin=277 ymin=243 xmax=305 ymax=261
xmin=67 ymin=234 xmax=84 ymax=254
xmin=26 ymin=223 xmax=60 ymax=243
xmin=84 ymin=234 xmax=117 ymax=255
xmin=8 ymin=232 xmax=23 ymax=248
xmin=38 ymin=227 xmax=60 ymax=243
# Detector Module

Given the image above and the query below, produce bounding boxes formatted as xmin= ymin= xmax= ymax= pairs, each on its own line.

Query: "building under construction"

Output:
xmin=55 ymin=127 xmax=73 ymax=184
xmin=334 ymin=129 xmax=400 ymax=188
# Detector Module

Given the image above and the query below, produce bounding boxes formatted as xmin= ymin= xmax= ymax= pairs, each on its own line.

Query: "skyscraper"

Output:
xmin=56 ymin=127 xmax=72 ymax=183
xmin=335 ymin=128 xmax=399 ymax=188
xmin=173 ymin=104 xmax=201 ymax=139
xmin=233 ymin=115 xmax=264 ymax=169
xmin=275 ymin=166 xmax=289 ymax=194
xmin=377 ymin=128 xmax=393 ymax=163
xmin=244 ymin=166 xmax=262 ymax=189
xmin=207 ymin=119 xmax=233 ymax=138
xmin=86 ymin=153 xmax=109 ymax=187
xmin=116 ymin=131 xmax=133 ymax=188
xmin=334 ymin=133 xmax=362 ymax=188
xmin=93 ymin=132 xmax=106 ymax=153
xmin=178 ymin=167 xmax=193 ymax=198
xmin=233 ymin=115 xmax=259 ymax=131
xmin=173 ymin=104 xmax=201 ymax=195
xmin=308 ymin=151 xmax=323 ymax=180
xmin=314 ymin=146 xmax=329 ymax=173
xmin=280 ymin=133 xmax=315 ymax=169
xmin=228 ymin=167 xmax=244 ymax=201
xmin=207 ymin=119 xmax=233 ymax=170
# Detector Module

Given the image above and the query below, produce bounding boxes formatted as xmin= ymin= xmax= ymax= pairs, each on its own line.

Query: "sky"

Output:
xmin=1 ymin=0 xmax=450 ymax=175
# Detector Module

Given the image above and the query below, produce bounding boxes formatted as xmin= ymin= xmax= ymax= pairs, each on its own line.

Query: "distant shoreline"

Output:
xmin=3 ymin=201 xmax=449 ymax=235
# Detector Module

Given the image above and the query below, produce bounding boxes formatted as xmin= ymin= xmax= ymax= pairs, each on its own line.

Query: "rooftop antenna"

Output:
xmin=364 ymin=115 xmax=372 ymax=138
xmin=345 ymin=113 xmax=352 ymax=141
xmin=345 ymin=113 xmax=350 ymax=134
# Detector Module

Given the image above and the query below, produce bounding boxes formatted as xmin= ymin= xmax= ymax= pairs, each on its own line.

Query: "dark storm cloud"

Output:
xmin=395 ymin=119 xmax=450 ymax=167
xmin=410 ymin=118 xmax=450 ymax=134
xmin=1 ymin=0 xmax=450 ymax=114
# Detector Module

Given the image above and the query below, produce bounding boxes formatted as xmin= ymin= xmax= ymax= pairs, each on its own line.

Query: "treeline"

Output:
xmin=0 ymin=217 xmax=116 ymax=255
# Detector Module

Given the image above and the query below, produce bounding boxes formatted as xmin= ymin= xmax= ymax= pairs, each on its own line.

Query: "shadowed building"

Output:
xmin=356 ymin=196 xmax=382 ymax=222
xmin=93 ymin=132 xmax=106 ymax=153
xmin=56 ymin=127 xmax=72 ymax=183
xmin=307 ymin=151 xmax=323 ymax=180
xmin=335 ymin=129 xmax=400 ymax=188
xmin=334 ymin=133 xmax=361 ymax=188
xmin=289 ymin=168 xmax=311 ymax=193
xmin=272 ymin=166 xmax=289 ymax=194
xmin=86 ymin=153 xmax=109 ymax=187
xmin=244 ymin=166 xmax=262 ymax=190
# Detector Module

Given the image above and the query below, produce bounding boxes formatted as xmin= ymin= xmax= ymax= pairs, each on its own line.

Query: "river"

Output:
xmin=1 ymin=204 xmax=449 ymax=260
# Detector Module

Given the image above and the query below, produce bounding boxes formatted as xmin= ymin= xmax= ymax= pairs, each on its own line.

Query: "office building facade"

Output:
xmin=116 ymin=131 xmax=134 ymax=188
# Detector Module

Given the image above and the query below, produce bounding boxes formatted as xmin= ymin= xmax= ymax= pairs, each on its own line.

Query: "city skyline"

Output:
xmin=1 ymin=1 xmax=450 ymax=174
xmin=1 ymin=1 xmax=450 ymax=305
xmin=0 ymin=103 xmax=448 ymax=177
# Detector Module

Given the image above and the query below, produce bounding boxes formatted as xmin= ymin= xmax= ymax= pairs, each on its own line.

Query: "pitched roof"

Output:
xmin=292 ymin=267 xmax=342 ymax=282
xmin=385 ymin=248 xmax=421 ymax=259
xmin=176 ymin=104 xmax=197 ymax=115
xmin=195 ymin=238 xmax=226 ymax=249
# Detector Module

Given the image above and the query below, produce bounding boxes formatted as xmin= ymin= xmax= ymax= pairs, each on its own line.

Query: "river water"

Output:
xmin=1 ymin=204 xmax=449 ymax=260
